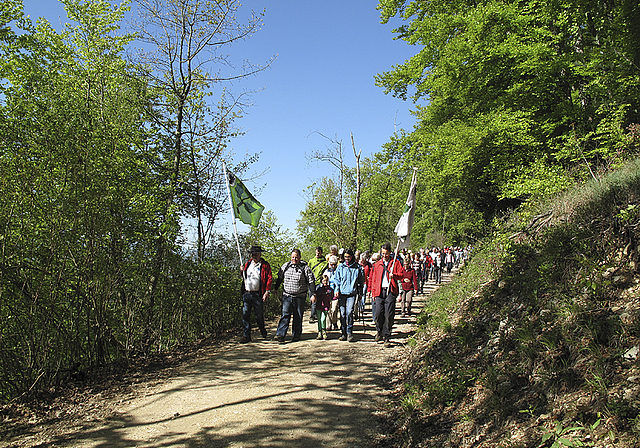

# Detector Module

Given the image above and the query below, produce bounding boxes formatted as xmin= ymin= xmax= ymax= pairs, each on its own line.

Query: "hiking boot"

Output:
xmin=374 ymin=332 xmax=382 ymax=342
xmin=347 ymin=333 xmax=354 ymax=343
xmin=274 ymin=335 xmax=285 ymax=343
xmin=339 ymin=335 xmax=347 ymax=341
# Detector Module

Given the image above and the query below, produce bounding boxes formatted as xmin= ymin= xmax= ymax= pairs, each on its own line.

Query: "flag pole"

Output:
xmin=222 ymin=160 xmax=244 ymax=268
xmin=390 ymin=238 xmax=402 ymax=277
xmin=391 ymin=167 xmax=417 ymax=274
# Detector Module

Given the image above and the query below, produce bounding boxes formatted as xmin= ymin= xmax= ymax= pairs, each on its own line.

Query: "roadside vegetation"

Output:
xmin=376 ymin=158 xmax=640 ymax=447
xmin=2 ymin=0 xmax=640 ymax=445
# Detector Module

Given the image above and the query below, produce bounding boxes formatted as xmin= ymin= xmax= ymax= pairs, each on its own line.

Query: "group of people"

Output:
xmin=239 ymin=243 xmax=470 ymax=345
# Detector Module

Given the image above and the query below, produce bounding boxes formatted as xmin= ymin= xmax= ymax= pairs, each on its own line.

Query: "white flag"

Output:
xmin=394 ymin=169 xmax=418 ymax=240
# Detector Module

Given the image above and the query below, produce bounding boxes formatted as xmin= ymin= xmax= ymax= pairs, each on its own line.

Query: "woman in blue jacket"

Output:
xmin=330 ymin=248 xmax=364 ymax=342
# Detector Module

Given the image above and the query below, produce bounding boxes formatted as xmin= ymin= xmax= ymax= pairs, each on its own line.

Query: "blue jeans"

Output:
xmin=375 ymin=288 xmax=397 ymax=339
xmin=242 ymin=291 xmax=266 ymax=338
xmin=276 ymin=294 xmax=304 ymax=340
xmin=338 ymin=294 xmax=356 ymax=336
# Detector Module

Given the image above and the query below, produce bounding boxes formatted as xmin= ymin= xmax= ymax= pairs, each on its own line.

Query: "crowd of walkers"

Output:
xmin=239 ymin=243 xmax=471 ymax=344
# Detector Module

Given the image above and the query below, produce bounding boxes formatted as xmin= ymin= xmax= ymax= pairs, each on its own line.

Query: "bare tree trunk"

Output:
xmin=350 ymin=133 xmax=362 ymax=250
xmin=135 ymin=0 xmax=270 ymax=349
xmin=369 ymin=178 xmax=392 ymax=253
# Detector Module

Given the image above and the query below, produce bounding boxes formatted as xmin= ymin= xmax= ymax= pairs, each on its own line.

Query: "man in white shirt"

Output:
xmin=240 ymin=245 xmax=273 ymax=343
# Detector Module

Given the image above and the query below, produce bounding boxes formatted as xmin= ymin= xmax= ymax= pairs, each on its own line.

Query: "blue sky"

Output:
xmin=21 ymin=0 xmax=418 ymax=239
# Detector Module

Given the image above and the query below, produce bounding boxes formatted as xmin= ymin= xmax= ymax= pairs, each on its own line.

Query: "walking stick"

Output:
xmin=360 ymin=293 xmax=366 ymax=333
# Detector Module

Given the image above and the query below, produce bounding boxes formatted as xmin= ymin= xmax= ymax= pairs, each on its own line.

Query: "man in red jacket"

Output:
xmin=368 ymin=242 xmax=405 ymax=344
xmin=240 ymin=245 xmax=273 ymax=343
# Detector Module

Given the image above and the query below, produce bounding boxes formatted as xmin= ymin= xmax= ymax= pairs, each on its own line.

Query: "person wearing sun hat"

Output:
xmin=240 ymin=245 xmax=273 ymax=343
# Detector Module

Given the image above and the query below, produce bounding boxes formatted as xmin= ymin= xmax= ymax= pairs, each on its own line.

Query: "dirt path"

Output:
xmin=12 ymin=274 xmax=454 ymax=448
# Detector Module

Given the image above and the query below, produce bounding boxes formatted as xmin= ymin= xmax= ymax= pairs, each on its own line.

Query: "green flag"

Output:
xmin=228 ymin=171 xmax=264 ymax=227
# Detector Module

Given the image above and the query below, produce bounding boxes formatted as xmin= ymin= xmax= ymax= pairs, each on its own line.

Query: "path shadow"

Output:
xmin=35 ymin=267 xmax=461 ymax=447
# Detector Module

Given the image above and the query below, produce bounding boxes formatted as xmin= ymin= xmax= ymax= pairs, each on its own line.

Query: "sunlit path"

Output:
xmin=46 ymin=269 xmax=459 ymax=448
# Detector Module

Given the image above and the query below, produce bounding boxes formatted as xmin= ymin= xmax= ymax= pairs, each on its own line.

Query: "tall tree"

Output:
xmin=0 ymin=0 xmax=155 ymax=396
xmin=350 ymin=133 xmax=362 ymax=250
xmin=375 ymin=0 xmax=640 ymax=239
xmin=356 ymin=157 xmax=403 ymax=252
xmin=297 ymin=177 xmax=352 ymax=250
xmin=302 ymin=132 xmax=367 ymax=250
xmin=133 ymin=0 xmax=270 ymax=342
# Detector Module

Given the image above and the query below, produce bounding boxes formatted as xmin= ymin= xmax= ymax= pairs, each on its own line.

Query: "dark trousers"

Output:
xmin=276 ymin=294 xmax=304 ymax=339
xmin=309 ymin=286 xmax=318 ymax=318
xmin=434 ymin=266 xmax=442 ymax=284
xmin=374 ymin=288 xmax=397 ymax=339
xmin=242 ymin=291 xmax=266 ymax=338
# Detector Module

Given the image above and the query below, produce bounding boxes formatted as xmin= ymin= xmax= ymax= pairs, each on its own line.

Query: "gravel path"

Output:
xmin=31 ymin=275 xmax=452 ymax=448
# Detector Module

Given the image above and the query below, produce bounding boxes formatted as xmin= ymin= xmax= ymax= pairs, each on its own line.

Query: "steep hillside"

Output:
xmin=376 ymin=159 xmax=640 ymax=448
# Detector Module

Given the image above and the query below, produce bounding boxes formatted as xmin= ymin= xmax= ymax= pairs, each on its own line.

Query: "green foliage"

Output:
xmin=297 ymin=176 xmax=352 ymax=250
xmin=246 ymin=210 xmax=298 ymax=270
xmin=389 ymin=157 xmax=640 ymax=446
xmin=540 ymin=419 xmax=604 ymax=448
xmin=417 ymin=239 xmax=500 ymax=329
xmin=0 ymin=0 xmax=267 ymax=401
xmin=356 ymin=158 xmax=406 ymax=251
xmin=373 ymin=0 xmax=640 ymax=241
xmin=540 ymin=422 xmax=588 ymax=448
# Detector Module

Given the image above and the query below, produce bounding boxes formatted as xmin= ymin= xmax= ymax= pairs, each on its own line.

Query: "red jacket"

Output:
xmin=359 ymin=260 xmax=371 ymax=288
xmin=368 ymin=257 xmax=404 ymax=297
xmin=424 ymin=255 xmax=433 ymax=268
xmin=241 ymin=258 xmax=273 ymax=297
xmin=401 ymin=267 xmax=418 ymax=291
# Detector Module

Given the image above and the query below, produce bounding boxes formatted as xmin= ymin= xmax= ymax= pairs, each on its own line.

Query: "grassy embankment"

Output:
xmin=380 ymin=158 xmax=640 ymax=448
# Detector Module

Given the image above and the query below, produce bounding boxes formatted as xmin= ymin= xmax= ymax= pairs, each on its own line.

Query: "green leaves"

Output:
xmin=374 ymin=0 xmax=640 ymax=243
xmin=0 ymin=0 xmax=270 ymax=400
xmin=0 ymin=0 xmax=174 ymax=398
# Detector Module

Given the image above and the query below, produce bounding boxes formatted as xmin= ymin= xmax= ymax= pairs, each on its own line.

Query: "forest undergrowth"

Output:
xmin=375 ymin=159 xmax=640 ymax=448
